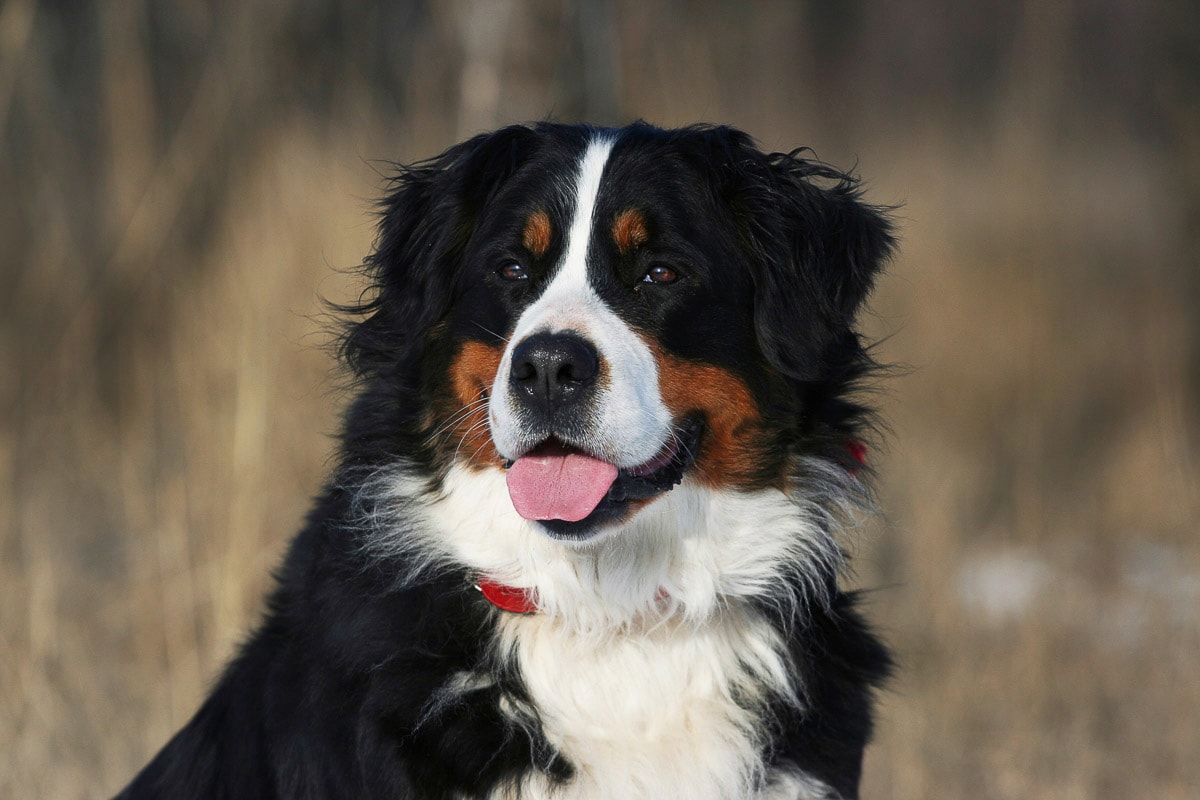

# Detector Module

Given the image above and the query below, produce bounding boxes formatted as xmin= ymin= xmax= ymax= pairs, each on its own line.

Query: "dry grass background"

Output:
xmin=2 ymin=1 xmax=1198 ymax=798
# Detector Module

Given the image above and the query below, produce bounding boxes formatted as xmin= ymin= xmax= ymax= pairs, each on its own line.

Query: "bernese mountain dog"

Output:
xmin=117 ymin=122 xmax=895 ymax=800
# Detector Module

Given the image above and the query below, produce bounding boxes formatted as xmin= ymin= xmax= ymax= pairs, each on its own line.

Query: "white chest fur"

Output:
xmin=488 ymin=609 xmax=833 ymax=800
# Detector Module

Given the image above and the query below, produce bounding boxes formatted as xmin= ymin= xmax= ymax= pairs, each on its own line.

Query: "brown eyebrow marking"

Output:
xmin=612 ymin=208 xmax=649 ymax=254
xmin=522 ymin=210 xmax=552 ymax=258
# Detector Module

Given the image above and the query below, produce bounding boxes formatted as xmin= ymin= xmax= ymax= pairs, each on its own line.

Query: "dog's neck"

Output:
xmin=367 ymin=463 xmax=849 ymax=634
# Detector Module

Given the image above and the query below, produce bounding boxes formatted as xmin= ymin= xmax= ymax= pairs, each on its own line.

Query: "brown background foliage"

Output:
xmin=2 ymin=1 xmax=1198 ymax=797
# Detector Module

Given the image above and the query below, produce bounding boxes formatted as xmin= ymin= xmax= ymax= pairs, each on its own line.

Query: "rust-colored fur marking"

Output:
xmin=653 ymin=348 xmax=767 ymax=488
xmin=522 ymin=210 xmax=552 ymax=258
xmin=445 ymin=340 xmax=504 ymax=470
xmin=612 ymin=209 xmax=649 ymax=254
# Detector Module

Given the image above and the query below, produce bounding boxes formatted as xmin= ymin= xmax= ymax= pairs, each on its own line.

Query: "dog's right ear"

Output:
xmin=341 ymin=126 xmax=541 ymax=379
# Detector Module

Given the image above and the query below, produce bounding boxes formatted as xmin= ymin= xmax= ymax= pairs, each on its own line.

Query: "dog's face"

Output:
xmin=345 ymin=123 xmax=892 ymax=544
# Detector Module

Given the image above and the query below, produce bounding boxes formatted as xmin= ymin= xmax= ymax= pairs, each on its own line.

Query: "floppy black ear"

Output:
xmin=721 ymin=138 xmax=895 ymax=382
xmin=341 ymin=126 xmax=541 ymax=379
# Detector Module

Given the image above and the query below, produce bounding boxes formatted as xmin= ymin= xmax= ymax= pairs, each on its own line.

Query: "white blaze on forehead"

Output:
xmin=557 ymin=135 xmax=615 ymax=291
xmin=489 ymin=134 xmax=674 ymax=467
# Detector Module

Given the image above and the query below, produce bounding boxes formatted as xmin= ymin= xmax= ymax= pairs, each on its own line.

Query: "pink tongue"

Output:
xmin=506 ymin=441 xmax=619 ymax=522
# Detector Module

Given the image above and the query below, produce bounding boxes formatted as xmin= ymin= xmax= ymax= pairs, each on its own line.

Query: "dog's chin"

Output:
xmin=516 ymin=418 xmax=704 ymax=544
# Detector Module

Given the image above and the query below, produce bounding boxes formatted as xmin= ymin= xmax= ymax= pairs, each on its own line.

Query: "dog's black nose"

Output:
xmin=509 ymin=332 xmax=599 ymax=412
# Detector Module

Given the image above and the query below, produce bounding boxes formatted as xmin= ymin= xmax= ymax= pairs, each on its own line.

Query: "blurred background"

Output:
xmin=2 ymin=1 xmax=1198 ymax=797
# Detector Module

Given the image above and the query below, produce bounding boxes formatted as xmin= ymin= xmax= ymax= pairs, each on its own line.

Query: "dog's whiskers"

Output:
xmin=471 ymin=321 xmax=510 ymax=343
xmin=427 ymin=397 xmax=490 ymax=447
xmin=452 ymin=417 xmax=493 ymax=463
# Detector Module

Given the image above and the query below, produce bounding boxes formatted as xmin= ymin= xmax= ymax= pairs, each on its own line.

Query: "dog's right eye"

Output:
xmin=498 ymin=263 xmax=529 ymax=281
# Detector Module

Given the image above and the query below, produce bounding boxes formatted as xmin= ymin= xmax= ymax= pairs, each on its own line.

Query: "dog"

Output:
xmin=117 ymin=122 xmax=894 ymax=800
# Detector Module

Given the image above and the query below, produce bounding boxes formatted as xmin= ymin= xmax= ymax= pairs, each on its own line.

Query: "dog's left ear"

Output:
xmin=751 ymin=151 xmax=895 ymax=381
xmin=701 ymin=131 xmax=896 ymax=381
xmin=342 ymin=126 xmax=541 ymax=380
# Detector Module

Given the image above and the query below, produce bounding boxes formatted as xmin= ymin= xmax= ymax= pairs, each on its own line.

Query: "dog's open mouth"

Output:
xmin=504 ymin=418 xmax=703 ymax=539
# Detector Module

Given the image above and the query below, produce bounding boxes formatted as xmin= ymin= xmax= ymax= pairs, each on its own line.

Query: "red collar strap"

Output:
xmin=476 ymin=579 xmax=677 ymax=615
xmin=845 ymin=438 xmax=868 ymax=475
xmin=476 ymin=578 xmax=539 ymax=614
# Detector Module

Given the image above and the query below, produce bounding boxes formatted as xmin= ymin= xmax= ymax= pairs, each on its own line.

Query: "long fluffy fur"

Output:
xmin=116 ymin=122 xmax=894 ymax=800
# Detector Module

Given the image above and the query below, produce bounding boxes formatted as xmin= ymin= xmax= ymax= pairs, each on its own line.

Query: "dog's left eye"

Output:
xmin=641 ymin=265 xmax=680 ymax=285
xmin=498 ymin=263 xmax=529 ymax=281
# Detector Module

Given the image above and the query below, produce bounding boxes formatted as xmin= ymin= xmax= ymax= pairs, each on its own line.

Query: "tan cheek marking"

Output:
xmin=445 ymin=340 xmax=504 ymax=470
xmin=612 ymin=208 xmax=649 ymax=254
xmin=522 ymin=210 xmax=552 ymax=259
xmin=653 ymin=348 xmax=771 ymax=488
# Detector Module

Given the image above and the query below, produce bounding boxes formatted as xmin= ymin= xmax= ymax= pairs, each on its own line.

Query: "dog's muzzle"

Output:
xmin=494 ymin=329 xmax=695 ymax=539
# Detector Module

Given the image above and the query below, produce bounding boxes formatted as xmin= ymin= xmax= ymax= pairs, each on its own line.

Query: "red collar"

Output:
xmin=476 ymin=578 xmax=539 ymax=614
xmin=845 ymin=438 xmax=868 ymax=476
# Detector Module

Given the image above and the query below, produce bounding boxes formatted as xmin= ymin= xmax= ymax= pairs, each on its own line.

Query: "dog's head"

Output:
xmin=344 ymin=123 xmax=893 ymax=544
